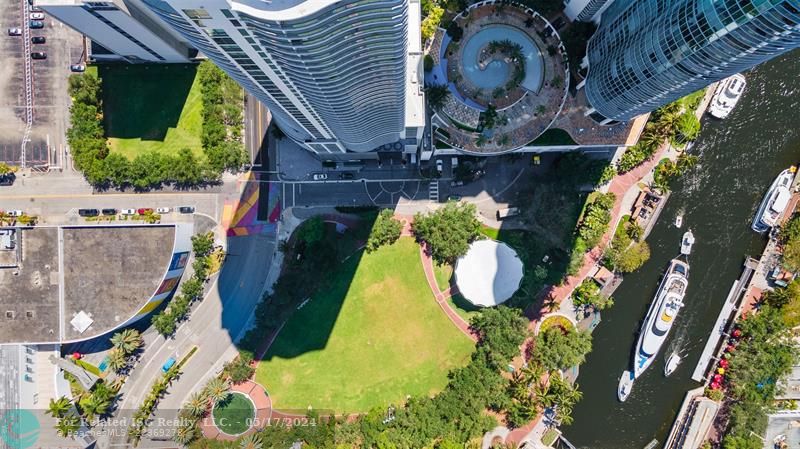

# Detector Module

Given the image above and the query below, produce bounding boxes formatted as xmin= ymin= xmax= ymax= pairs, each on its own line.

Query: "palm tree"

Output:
xmin=107 ymin=349 xmax=128 ymax=374
xmin=173 ymin=420 xmax=197 ymax=445
xmin=111 ymin=329 xmax=143 ymax=355
xmin=183 ymin=391 xmax=209 ymax=418
xmin=426 ymin=84 xmax=450 ymax=111
xmin=79 ymin=394 xmax=110 ymax=422
xmin=239 ymin=433 xmax=263 ymax=449
xmin=46 ymin=396 xmax=72 ymax=419
xmin=204 ymin=377 xmax=231 ymax=406
xmin=55 ymin=413 xmax=81 ymax=437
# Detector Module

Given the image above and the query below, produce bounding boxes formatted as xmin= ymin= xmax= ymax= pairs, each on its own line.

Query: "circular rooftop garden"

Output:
xmin=427 ymin=2 xmax=569 ymax=153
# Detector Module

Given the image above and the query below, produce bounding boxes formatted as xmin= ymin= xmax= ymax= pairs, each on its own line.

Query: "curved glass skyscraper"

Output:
xmin=141 ymin=0 xmax=424 ymax=156
xmin=584 ymin=0 xmax=800 ymax=122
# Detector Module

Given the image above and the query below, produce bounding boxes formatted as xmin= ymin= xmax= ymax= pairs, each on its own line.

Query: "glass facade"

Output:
xmin=585 ymin=0 xmax=800 ymax=122
xmin=140 ymin=0 xmax=409 ymax=153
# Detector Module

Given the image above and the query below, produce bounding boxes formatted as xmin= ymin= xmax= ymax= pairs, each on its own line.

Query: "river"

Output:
xmin=564 ymin=50 xmax=800 ymax=448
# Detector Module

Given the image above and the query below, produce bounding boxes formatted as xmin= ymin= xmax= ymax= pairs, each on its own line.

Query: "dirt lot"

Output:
xmin=0 ymin=0 xmax=83 ymax=167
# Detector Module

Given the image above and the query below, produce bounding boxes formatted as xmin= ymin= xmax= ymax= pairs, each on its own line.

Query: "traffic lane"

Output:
xmin=0 ymin=191 xmax=220 ymax=224
xmin=116 ymin=234 xmax=274 ymax=414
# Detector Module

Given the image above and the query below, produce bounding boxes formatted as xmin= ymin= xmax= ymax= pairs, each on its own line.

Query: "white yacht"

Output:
xmin=680 ymin=230 xmax=694 ymax=256
xmin=633 ymin=257 xmax=689 ymax=379
xmin=752 ymin=167 xmax=796 ymax=233
xmin=618 ymin=370 xmax=634 ymax=402
xmin=664 ymin=353 xmax=681 ymax=377
xmin=708 ymin=74 xmax=746 ymax=119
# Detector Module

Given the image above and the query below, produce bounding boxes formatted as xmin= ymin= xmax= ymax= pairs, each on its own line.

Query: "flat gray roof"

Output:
xmin=0 ymin=225 xmax=175 ymax=344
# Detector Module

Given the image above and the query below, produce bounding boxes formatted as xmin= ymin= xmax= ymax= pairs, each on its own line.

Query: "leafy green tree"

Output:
xmin=413 ymin=202 xmax=481 ymax=264
xmin=68 ymin=73 xmax=102 ymax=108
xmin=46 ymin=396 xmax=72 ymax=419
xmin=111 ymin=329 xmax=142 ymax=355
xmin=0 ymin=162 xmax=14 ymax=175
xmin=297 ymin=216 xmax=324 ymax=245
xmin=426 ymin=84 xmax=450 ymax=110
xmin=534 ymin=326 xmax=593 ymax=371
xmin=572 ymin=279 xmax=613 ymax=310
xmin=191 ymin=232 xmax=215 ymax=258
xmin=470 ymin=306 xmax=529 ymax=368
xmin=181 ymin=278 xmax=204 ymax=301
xmin=673 ymin=112 xmax=701 ymax=143
xmin=171 ymin=148 xmax=205 ymax=186
xmin=367 ymin=209 xmax=403 ymax=252
xmin=222 ymin=353 xmax=256 ymax=384
xmin=781 ymin=215 xmax=800 ymax=272
xmin=421 ymin=5 xmax=443 ymax=41
xmin=152 ymin=312 xmax=176 ymax=336
xmin=615 ymin=241 xmax=650 ymax=273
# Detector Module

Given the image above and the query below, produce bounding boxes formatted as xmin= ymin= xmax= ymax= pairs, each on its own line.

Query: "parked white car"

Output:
xmin=156 ymin=207 xmax=170 ymax=214
xmin=121 ymin=208 xmax=136 ymax=215
xmin=7 ymin=210 xmax=23 ymax=217
xmin=436 ymin=159 xmax=443 ymax=173
xmin=312 ymin=173 xmax=328 ymax=181
xmin=29 ymin=12 xmax=45 ymax=20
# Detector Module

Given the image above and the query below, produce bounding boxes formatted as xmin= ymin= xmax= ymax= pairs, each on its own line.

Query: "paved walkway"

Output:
xmin=418 ymin=243 xmax=478 ymax=342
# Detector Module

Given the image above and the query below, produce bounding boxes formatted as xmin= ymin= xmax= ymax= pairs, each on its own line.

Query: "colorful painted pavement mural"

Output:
xmin=222 ymin=172 xmax=281 ymax=237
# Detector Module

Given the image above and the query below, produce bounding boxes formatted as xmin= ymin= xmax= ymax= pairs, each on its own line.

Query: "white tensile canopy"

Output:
xmin=454 ymin=239 xmax=524 ymax=307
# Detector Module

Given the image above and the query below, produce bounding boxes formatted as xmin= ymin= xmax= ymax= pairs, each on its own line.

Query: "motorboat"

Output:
xmin=633 ymin=257 xmax=690 ymax=378
xmin=708 ymin=74 xmax=746 ymax=119
xmin=680 ymin=230 xmax=694 ymax=256
xmin=664 ymin=353 xmax=681 ymax=377
xmin=752 ymin=167 xmax=797 ymax=233
xmin=618 ymin=370 xmax=634 ymax=402
xmin=675 ymin=214 xmax=683 ymax=228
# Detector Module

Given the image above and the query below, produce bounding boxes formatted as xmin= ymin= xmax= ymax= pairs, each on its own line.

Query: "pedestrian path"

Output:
xmin=200 ymin=380 xmax=272 ymax=441
xmin=418 ymin=242 xmax=478 ymax=342
xmin=429 ymin=181 xmax=439 ymax=202
xmin=221 ymin=172 xmax=281 ymax=237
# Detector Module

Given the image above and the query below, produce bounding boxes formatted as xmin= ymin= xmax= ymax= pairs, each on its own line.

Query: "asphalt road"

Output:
xmin=244 ymin=93 xmax=270 ymax=167
xmin=106 ymin=233 xmax=276 ymax=448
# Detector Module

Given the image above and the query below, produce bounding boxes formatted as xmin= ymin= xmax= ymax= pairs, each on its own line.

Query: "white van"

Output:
xmin=496 ymin=207 xmax=520 ymax=220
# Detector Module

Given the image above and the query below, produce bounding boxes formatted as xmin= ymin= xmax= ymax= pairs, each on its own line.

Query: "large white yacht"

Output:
xmin=752 ymin=167 xmax=796 ymax=233
xmin=708 ymin=74 xmax=746 ymax=119
xmin=633 ymin=258 xmax=689 ymax=378
xmin=618 ymin=247 xmax=690 ymax=402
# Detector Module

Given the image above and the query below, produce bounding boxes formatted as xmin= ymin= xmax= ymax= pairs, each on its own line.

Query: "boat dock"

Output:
xmin=663 ymin=387 xmax=720 ymax=449
xmin=690 ymin=257 xmax=758 ymax=382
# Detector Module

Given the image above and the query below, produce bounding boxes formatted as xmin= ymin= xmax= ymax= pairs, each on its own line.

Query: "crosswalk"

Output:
xmin=428 ymin=181 xmax=439 ymax=202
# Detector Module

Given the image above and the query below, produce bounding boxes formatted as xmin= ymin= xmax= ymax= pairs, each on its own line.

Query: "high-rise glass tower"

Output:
xmin=141 ymin=0 xmax=425 ymax=156
xmin=584 ymin=0 xmax=800 ymax=123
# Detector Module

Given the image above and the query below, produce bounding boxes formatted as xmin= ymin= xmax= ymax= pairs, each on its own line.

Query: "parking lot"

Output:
xmin=0 ymin=0 xmax=83 ymax=168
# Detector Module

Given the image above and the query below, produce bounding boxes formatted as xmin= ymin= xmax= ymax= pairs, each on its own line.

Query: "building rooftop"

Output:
xmin=0 ymin=225 xmax=177 ymax=344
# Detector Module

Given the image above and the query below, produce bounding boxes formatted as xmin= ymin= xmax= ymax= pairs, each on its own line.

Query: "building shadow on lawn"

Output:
xmin=100 ymin=63 xmax=197 ymax=141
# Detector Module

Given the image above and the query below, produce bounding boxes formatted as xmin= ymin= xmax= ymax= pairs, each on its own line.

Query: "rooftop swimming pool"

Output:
xmin=460 ymin=24 xmax=544 ymax=92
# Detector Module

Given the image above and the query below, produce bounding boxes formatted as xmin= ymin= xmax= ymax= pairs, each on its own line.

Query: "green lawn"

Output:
xmin=99 ymin=64 xmax=203 ymax=159
xmin=433 ymin=262 xmax=453 ymax=291
xmin=445 ymin=294 xmax=482 ymax=323
xmin=256 ymin=238 xmax=474 ymax=412
xmin=212 ymin=392 xmax=254 ymax=435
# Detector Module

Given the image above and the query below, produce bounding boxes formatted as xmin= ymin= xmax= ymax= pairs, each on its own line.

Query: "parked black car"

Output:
xmin=0 ymin=173 xmax=15 ymax=186
xmin=178 ymin=206 xmax=195 ymax=214
xmin=31 ymin=36 xmax=45 ymax=44
xmin=29 ymin=20 xmax=44 ymax=29
xmin=30 ymin=51 xmax=46 ymax=60
xmin=101 ymin=208 xmax=117 ymax=215
xmin=78 ymin=209 xmax=99 ymax=217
